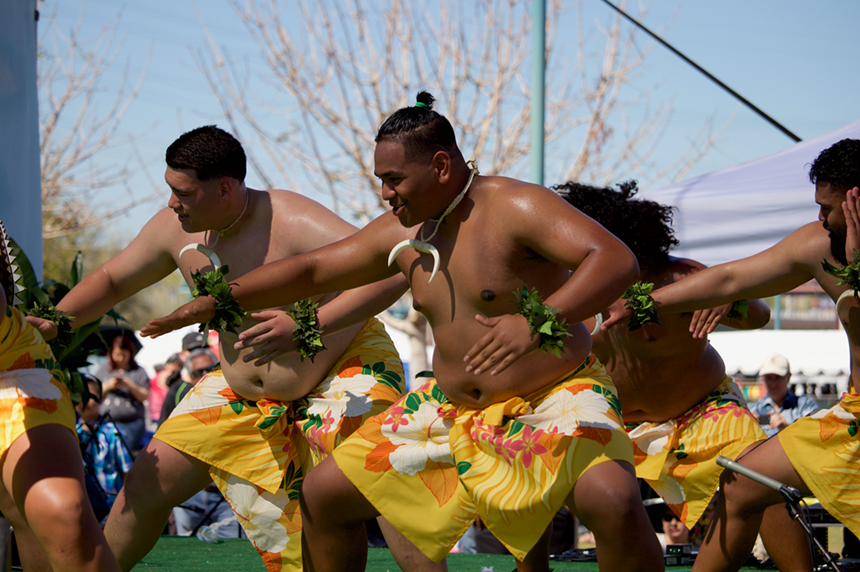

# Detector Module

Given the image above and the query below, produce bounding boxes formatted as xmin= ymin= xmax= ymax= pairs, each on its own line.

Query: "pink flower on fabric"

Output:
xmin=383 ymin=407 xmax=410 ymax=433
xmin=517 ymin=426 xmax=548 ymax=468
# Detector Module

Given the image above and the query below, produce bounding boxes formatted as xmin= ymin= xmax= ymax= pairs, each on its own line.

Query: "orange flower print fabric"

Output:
xmin=0 ymin=306 xmax=76 ymax=455
xmin=778 ymin=392 xmax=860 ymax=538
xmin=627 ymin=376 xmax=766 ymax=529
xmin=332 ymin=355 xmax=634 ymax=562
xmin=154 ymin=318 xmax=405 ymax=572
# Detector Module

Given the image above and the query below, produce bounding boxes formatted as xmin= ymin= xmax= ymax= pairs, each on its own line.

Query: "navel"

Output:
xmin=480 ymin=289 xmax=496 ymax=302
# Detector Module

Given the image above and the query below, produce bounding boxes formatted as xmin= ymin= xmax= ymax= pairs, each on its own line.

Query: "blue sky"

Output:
xmin=45 ymin=0 xmax=860 ymax=243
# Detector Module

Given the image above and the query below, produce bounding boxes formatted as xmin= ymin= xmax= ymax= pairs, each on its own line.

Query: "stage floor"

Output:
xmin=129 ymin=537 xmax=764 ymax=571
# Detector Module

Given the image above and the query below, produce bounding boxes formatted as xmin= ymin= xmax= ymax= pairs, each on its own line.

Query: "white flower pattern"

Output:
xmin=517 ymin=388 xmax=620 ymax=435
xmin=223 ymin=475 xmax=290 ymax=553
xmin=0 ymin=369 xmax=62 ymax=401
xmin=383 ymin=401 xmax=453 ymax=475
xmin=306 ymin=373 xmax=378 ymax=432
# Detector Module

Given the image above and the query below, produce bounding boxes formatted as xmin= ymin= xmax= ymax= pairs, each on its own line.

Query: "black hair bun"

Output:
xmin=416 ymin=91 xmax=435 ymax=110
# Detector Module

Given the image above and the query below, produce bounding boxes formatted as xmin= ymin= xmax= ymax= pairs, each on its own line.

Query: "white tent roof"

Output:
xmin=708 ymin=329 xmax=849 ymax=383
xmin=646 ymin=120 xmax=860 ymax=267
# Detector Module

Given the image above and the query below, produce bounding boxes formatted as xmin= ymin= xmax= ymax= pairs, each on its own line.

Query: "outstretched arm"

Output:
xmin=603 ymin=228 xmax=816 ymax=331
xmin=235 ymin=274 xmax=410 ymax=365
xmin=142 ymin=215 xmax=407 ymax=337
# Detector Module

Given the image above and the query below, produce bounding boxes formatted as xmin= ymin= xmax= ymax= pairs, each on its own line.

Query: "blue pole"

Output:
xmin=530 ymin=0 xmax=546 ymax=186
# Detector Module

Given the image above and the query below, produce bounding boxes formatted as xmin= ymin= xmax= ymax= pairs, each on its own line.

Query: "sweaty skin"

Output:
xmin=145 ymin=143 xmax=639 ymax=410
xmin=51 ymin=170 xmax=404 ymax=403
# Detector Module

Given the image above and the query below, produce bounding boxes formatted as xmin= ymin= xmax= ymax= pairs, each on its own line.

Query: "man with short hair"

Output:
xmin=145 ymin=92 xmax=664 ymax=572
xmin=603 ymin=138 xmax=860 ymax=572
xmin=748 ymin=353 xmax=819 ymax=438
xmin=27 ymin=125 xmax=433 ymax=572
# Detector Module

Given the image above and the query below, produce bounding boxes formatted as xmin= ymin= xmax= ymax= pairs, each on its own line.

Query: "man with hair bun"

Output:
xmin=602 ymin=138 xmax=860 ymax=572
xmin=145 ymin=92 xmax=664 ymax=571
xmin=558 ymin=181 xmax=811 ymax=568
xmin=26 ymin=125 xmax=440 ymax=572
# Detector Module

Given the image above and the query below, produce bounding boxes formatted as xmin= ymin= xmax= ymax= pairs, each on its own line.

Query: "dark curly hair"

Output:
xmin=553 ymin=180 xmax=679 ymax=272
xmin=808 ymin=138 xmax=860 ymax=192
xmin=165 ymin=125 xmax=246 ymax=182
xmin=376 ymin=91 xmax=462 ymax=163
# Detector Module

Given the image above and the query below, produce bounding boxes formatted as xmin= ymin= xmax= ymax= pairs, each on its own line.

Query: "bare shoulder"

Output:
xmin=265 ymin=188 xmax=360 ymax=249
xmin=476 ymin=176 xmax=582 ymax=223
xmin=660 ymin=257 xmax=707 ymax=285
xmin=136 ymin=207 xmax=192 ymax=252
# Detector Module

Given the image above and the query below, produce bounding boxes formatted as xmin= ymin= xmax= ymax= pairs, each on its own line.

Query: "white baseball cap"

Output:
xmin=759 ymin=353 xmax=790 ymax=377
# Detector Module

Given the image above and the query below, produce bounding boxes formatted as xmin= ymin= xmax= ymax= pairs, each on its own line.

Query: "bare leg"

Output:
xmin=378 ymin=517 xmax=448 ymax=572
xmin=0 ymin=494 xmax=50 ymax=572
xmin=760 ymin=504 xmax=813 ymax=572
xmin=692 ymin=438 xmax=812 ymax=572
xmin=513 ymin=523 xmax=553 ymax=572
xmin=2 ymin=424 xmax=120 ymax=571
xmin=568 ymin=461 xmax=663 ymax=572
xmin=300 ymin=456 xmax=382 ymax=572
xmin=104 ymin=438 xmax=214 ymax=571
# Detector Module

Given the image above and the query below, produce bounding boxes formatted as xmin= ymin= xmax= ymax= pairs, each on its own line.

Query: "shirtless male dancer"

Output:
xmin=144 ymin=92 xmax=664 ymax=572
xmin=26 ymin=125 xmax=441 ymax=572
xmin=558 ymin=181 xmax=811 ymax=568
xmin=603 ymin=138 xmax=860 ymax=571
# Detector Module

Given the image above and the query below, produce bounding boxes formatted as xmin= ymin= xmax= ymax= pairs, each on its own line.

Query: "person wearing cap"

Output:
xmin=748 ymin=353 xmax=819 ymax=438
xmin=181 ymin=331 xmax=206 ymax=354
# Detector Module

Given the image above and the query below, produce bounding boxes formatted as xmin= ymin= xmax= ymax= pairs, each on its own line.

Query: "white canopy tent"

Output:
xmin=645 ymin=119 xmax=860 ymax=267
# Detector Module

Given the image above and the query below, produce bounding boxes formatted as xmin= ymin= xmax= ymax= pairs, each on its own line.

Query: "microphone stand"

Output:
xmin=717 ymin=455 xmax=841 ymax=572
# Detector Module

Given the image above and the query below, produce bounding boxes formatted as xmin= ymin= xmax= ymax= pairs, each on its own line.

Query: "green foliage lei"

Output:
xmin=286 ymin=298 xmax=326 ymax=362
xmin=190 ymin=265 xmax=246 ymax=334
xmin=622 ymin=281 xmax=660 ymax=331
xmin=726 ymin=299 xmax=749 ymax=322
xmin=822 ymin=249 xmax=860 ymax=297
xmin=513 ymin=287 xmax=571 ymax=358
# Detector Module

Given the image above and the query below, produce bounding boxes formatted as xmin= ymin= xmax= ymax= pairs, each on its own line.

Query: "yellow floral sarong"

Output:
xmin=627 ymin=376 xmax=766 ymax=529
xmin=779 ymin=393 xmax=860 ymax=538
xmin=154 ymin=318 xmax=405 ymax=572
xmin=332 ymin=355 xmax=634 ymax=562
xmin=0 ymin=306 xmax=76 ymax=453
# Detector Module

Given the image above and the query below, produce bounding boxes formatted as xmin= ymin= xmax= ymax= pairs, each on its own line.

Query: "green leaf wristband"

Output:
xmin=726 ymin=299 xmax=749 ymax=322
xmin=26 ymin=303 xmax=75 ymax=352
xmin=286 ymin=298 xmax=326 ymax=362
xmin=190 ymin=265 xmax=246 ymax=335
xmin=513 ymin=287 xmax=571 ymax=358
xmin=622 ymin=281 xmax=660 ymax=331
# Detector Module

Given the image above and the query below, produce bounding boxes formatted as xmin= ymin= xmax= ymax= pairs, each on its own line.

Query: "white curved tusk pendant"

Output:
xmin=387 ymin=239 xmax=441 ymax=283
xmin=179 ymin=243 xmax=222 ymax=270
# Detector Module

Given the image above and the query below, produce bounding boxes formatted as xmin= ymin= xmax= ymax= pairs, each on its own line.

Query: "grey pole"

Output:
xmin=530 ymin=0 xmax=546 ymax=186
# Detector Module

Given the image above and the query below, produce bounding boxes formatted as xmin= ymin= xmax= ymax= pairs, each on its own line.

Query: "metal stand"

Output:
xmin=717 ymin=456 xmax=841 ymax=572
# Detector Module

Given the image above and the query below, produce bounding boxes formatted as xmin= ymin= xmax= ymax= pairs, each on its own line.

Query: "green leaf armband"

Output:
xmin=726 ymin=299 xmax=749 ymax=322
xmin=26 ymin=303 xmax=74 ymax=352
xmin=823 ymin=249 xmax=860 ymax=298
xmin=190 ymin=265 xmax=246 ymax=334
xmin=513 ymin=287 xmax=571 ymax=358
xmin=622 ymin=281 xmax=660 ymax=331
xmin=286 ymin=298 xmax=326 ymax=362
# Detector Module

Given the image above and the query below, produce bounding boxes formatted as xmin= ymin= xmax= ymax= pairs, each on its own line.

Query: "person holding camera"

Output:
xmin=748 ymin=353 xmax=819 ymax=437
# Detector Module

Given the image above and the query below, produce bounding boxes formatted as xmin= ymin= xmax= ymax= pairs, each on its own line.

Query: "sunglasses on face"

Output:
xmin=662 ymin=513 xmax=681 ymax=523
xmin=191 ymin=365 xmax=215 ymax=378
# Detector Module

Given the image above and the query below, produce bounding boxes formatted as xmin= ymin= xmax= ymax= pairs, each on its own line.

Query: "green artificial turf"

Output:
xmin=131 ymin=537 xmax=764 ymax=571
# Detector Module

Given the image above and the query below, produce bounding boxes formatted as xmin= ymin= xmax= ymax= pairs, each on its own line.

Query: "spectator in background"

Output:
xmin=181 ymin=331 xmax=207 ymax=357
xmin=94 ymin=335 xmax=150 ymax=455
xmin=159 ymin=348 xmax=218 ymax=424
xmin=77 ymin=375 xmax=134 ymax=511
xmin=148 ymin=353 xmax=182 ymax=431
xmin=749 ymin=353 xmax=820 ymax=437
